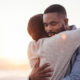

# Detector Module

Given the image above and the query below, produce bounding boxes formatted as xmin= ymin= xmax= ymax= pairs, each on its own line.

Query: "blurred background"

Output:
xmin=0 ymin=0 xmax=80 ymax=80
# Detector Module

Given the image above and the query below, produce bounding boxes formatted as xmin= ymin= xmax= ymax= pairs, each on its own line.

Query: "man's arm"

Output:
xmin=63 ymin=47 xmax=80 ymax=80
xmin=29 ymin=58 xmax=53 ymax=80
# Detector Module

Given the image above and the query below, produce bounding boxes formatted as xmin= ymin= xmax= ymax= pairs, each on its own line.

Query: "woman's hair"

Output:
xmin=27 ymin=14 xmax=47 ymax=41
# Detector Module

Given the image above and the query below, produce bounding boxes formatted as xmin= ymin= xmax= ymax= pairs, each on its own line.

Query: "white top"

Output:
xmin=28 ymin=29 xmax=80 ymax=80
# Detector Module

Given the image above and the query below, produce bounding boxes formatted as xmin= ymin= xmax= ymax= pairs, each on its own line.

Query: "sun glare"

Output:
xmin=61 ymin=34 xmax=67 ymax=40
xmin=4 ymin=34 xmax=32 ymax=65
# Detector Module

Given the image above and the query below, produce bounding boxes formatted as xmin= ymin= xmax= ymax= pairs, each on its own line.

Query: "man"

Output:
xmin=29 ymin=4 xmax=80 ymax=80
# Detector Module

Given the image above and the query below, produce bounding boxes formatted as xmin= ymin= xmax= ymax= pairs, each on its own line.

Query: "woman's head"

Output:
xmin=27 ymin=14 xmax=47 ymax=41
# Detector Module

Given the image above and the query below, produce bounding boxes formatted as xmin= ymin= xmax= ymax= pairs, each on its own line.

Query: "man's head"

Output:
xmin=43 ymin=4 xmax=69 ymax=37
xmin=27 ymin=14 xmax=47 ymax=41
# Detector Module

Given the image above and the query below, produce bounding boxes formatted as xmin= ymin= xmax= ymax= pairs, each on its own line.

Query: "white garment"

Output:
xmin=28 ymin=29 xmax=80 ymax=80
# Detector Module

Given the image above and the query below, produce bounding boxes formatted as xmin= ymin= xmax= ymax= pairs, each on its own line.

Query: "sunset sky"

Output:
xmin=0 ymin=0 xmax=80 ymax=70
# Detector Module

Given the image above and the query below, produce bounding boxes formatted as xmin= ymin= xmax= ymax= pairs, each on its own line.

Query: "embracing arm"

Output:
xmin=63 ymin=47 xmax=80 ymax=80
xmin=28 ymin=58 xmax=53 ymax=80
xmin=27 ymin=43 xmax=53 ymax=80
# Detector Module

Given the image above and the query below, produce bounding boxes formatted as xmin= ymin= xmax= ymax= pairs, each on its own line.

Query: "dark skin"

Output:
xmin=30 ymin=58 xmax=53 ymax=80
xmin=29 ymin=13 xmax=70 ymax=80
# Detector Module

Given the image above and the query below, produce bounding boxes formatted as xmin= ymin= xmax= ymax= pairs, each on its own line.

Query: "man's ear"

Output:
xmin=64 ymin=18 xmax=68 ymax=25
xmin=64 ymin=18 xmax=70 ymax=30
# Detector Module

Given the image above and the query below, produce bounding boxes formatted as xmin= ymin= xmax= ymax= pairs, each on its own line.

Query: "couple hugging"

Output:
xmin=27 ymin=4 xmax=80 ymax=80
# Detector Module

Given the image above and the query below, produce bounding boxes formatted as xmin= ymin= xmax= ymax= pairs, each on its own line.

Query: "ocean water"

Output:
xmin=0 ymin=70 xmax=31 ymax=80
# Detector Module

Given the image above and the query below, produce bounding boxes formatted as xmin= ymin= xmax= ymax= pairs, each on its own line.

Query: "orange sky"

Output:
xmin=0 ymin=0 xmax=80 ymax=70
xmin=0 ymin=58 xmax=31 ymax=70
